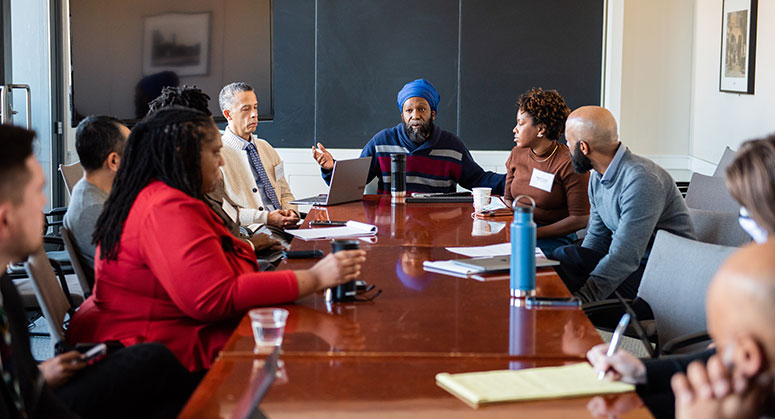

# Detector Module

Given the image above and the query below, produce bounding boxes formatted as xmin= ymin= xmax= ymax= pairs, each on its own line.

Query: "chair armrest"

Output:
xmin=661 ymin=331 xmax=711 ymax=355
xmin=583 ymin=298 xmax=631 ymax=313
xmin=582 ymin=299 xmax=629 ymax=331
xmin=43 ymin=236 xmax=65 ymax=246
xmin=46 ymin=207 xmax=68 ymax=217
xmin=48 ymin=259 xmax=79 ymax=310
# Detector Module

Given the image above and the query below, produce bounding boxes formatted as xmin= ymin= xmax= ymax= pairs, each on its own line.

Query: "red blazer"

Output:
xmin=67 ymin=181 xmax=299 ymax=371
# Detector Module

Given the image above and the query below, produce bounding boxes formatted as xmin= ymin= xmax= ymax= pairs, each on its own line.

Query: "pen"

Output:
xmin=525 ymin=297 xmax=581 ymax=307
xmin=598 ymin=313 xmax=631 ymax=380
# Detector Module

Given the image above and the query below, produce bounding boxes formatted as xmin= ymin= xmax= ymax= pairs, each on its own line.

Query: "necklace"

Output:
xmin=529 ymin=142 xmax=558 ymax=163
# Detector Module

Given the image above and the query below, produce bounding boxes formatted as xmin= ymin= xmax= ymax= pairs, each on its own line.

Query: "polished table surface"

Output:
xmin=298 ymin=195 xmax=511 ymax=248
xmin=181 ymin=197 xmax=653 ymax=418
xmin=221 ymin=247 xmax=598 ymax=359
xmin=180 ymin=357 xmax=651 ymax=419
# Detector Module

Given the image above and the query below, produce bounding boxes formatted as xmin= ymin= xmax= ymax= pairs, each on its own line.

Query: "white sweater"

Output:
xmin=220 ymin=128 xmax=297 ymax=227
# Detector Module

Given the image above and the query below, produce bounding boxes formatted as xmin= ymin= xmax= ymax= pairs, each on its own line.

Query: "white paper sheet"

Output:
xmin=446 ymin=243 xmax=510 ymax=257
xmin=288 ymin=220 xmax=378 ymax=241
xmin=422 ymin=260 xmax=481 ymax=278
xmin=446 ymin=243 xmax=549 ymax=259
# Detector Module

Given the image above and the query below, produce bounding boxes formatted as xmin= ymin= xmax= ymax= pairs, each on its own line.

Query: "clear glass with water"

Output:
xmin=249 ymin=308 xmax=289 ymax=348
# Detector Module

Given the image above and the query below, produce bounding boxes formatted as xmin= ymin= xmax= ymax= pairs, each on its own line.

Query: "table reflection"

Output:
xmin=472 ymin=218 xmax=507 ymax=236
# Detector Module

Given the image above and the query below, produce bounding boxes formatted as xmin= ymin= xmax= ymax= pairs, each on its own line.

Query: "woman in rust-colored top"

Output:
xmin=505 ymin=88 xmax=590 ymax=253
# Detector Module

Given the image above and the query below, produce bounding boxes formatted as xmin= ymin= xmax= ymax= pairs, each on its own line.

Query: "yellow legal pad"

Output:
xmin=435 ymin=362 xmax=635 ymax=408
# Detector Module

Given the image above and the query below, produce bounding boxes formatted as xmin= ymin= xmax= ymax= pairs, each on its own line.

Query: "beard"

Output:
xmin=570 ymin=143 xmax=594 ymax=174
xmin=403 ymin=118 xmax=434 ymax=144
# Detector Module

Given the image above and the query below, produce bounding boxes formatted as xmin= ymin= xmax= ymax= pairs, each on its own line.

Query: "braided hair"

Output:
xmin=148 ymin=85 xmax=212 ymax=116
xmin=93 ymin=106 xmax=215 ymax=261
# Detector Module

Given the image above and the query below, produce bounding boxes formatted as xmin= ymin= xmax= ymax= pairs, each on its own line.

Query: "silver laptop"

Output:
xmin=291 ymin=157 xmax=372 ymax=206
xmin=451 ymin=255 xmax=560 ymax=272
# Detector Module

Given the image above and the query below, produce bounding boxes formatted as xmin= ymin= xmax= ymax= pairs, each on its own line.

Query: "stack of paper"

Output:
xmin=287 ymin=221 xmax=378 ymax=241
xmin=422 ymin=260 xmax=483 ymax=278
xmin=446 ymin=244 xmax=553 ymax=260
xmin=436 ymin=362 xmax=634 ymax=408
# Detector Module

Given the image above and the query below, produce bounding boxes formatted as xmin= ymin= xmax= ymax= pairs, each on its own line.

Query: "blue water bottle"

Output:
xmin=510 ymin=195 xmax=536 ymax=298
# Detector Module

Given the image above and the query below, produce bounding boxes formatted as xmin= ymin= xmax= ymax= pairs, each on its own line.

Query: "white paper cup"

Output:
xmin=472 ymin=187 xmax=491 ymax=212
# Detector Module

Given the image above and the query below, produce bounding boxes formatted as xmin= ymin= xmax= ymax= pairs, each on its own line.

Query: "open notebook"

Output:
xmin=436 ymin=362 xmax=634 ymax=408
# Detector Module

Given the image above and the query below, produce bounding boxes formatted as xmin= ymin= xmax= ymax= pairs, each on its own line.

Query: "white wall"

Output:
xmin=689 ymin=0 xmax=774 ymax=172
xmin=603 ymin=0 xmax=695 ymax=181
xmin=619 ymin=0 xmax=695 ymax=158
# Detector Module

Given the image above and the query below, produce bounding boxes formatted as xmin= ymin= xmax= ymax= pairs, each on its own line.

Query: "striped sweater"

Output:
xmin=323 ymin=123 xmax=505 ymax=195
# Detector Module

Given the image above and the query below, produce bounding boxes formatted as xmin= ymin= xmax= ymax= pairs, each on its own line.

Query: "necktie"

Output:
xmin=245 ymin=142 xmax=282 ymax=209
xmin=0 ymin=296 xmax=26 ymax=417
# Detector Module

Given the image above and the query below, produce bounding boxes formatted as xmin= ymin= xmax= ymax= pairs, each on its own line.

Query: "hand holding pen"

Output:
xmin=587 ymin=314 xmax=648 ymax=384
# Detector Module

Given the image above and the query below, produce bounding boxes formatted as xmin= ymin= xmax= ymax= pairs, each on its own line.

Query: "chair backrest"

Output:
xmin=58 ymin=161 xmax=83 ymax=197
xmin=689 ymin=208 xmax=751 ymax=247
xmin=60 ymin=226 xmax=94 ymax=296
xmin=23 ymin=246 xmax=72 ymax=346
xmin=713 ymin=146 xmax=737 ymax=177
xmin=637 ymin=230 xmax=737 ymax=353
xmin=684 ymin=172 xmax=739 ymax=212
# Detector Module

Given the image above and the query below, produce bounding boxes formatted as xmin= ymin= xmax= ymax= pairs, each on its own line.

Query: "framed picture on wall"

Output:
xmin=143 ymin=12 xmax=211 ymax=77
xmin=719 ymin=0 xmax=757 ymax=94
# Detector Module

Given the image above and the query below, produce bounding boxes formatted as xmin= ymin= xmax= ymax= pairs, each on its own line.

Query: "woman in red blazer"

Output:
xmin=66 ymin=107 xmax=366 ymax=371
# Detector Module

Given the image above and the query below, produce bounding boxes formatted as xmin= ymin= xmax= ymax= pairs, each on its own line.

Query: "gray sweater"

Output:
xmin=578 ymin=148 xmax=696 ymax=302
xmin=63 ymin=178 xmax=108 ymax=271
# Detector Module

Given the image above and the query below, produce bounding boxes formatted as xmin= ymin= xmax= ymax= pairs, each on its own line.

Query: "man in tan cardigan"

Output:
xmin=218 ymin=82 xmax=299 ymax=235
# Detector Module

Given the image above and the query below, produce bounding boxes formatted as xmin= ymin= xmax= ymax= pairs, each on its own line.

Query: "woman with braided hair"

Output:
xmin=66 ymin=107 xmax=366 ymax=371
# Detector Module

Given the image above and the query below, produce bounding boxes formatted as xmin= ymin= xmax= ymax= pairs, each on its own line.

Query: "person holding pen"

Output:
xmin=587 ymin=134 xmax=775 ymax=418
xmin=503 ymin=88 xmax=590 ymax=254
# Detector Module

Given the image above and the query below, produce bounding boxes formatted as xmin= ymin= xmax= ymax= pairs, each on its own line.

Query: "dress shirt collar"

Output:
xmin=222 ymin=126 xmax=253 ymax=151
xmin=600 ymin=142 xmax=626 ymax=185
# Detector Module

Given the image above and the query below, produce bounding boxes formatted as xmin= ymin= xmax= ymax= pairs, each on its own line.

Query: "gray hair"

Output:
xmin=218 ymin=82 xmax=254 ymax=112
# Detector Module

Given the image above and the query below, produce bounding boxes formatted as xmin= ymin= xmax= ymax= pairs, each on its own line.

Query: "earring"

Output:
xmin=538 ymin=133 xmax=543 ymax=138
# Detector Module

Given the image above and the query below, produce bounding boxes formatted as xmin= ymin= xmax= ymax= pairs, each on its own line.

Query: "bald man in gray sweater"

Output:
xmin=551 ymin=106 xmax=696 ymax=303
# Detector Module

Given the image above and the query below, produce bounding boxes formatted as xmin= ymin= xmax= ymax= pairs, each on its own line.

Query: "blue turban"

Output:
xmin=396 ymin=79 xmax=440 ymax=113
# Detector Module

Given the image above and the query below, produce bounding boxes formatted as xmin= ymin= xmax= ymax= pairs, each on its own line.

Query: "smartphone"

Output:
xmin=525 ymin=296 xmax=581 ymax=307
xmin=282 ymin=249 xmax=325 ymax=259
xmin=82 ymin=343 xmax=108 ymax=362
xmin=310 ymin=221 xmax=347 ymax=227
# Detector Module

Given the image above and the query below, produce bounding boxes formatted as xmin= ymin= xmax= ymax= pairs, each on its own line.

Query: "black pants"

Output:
xmin=55 ymin=343 xmax=203 ymax=419
xmin=550 ymin=245 xmax=646 ymax=301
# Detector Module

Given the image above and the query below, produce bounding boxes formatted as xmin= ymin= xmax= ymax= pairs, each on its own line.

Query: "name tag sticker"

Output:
xmin=529 ymin=168 xmax=555 ymax=193
xmin=222 ymin=199 xmax=238 ymax=223
xmin=274 ymin=162 xmax=285 ymax=181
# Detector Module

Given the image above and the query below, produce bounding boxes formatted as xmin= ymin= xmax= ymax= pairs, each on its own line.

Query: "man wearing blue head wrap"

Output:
xmin=313 ymin=78 xmax=505 ymax=195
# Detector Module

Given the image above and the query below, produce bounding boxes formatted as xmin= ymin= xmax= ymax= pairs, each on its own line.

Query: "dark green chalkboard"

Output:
xmin=259 ymin=0 xmax=604 ymax=150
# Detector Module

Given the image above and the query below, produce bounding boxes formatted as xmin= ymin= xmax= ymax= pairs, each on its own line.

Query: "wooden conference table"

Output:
xmin=180 ymin=195 xmax=652 ymax=418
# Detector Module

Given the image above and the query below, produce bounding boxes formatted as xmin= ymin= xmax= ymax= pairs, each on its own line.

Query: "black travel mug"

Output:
xmin=326 ymin=240 xmax=360 ymax=302
xmin=390 ymin=153 xmax=406 ymax=204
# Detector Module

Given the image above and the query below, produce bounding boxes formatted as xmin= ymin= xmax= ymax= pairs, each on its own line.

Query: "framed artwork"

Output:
xmin=719 ymin=0 xmax=758 ymax=94
xmin=143 ymin=12 xmax=211 ymax=77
